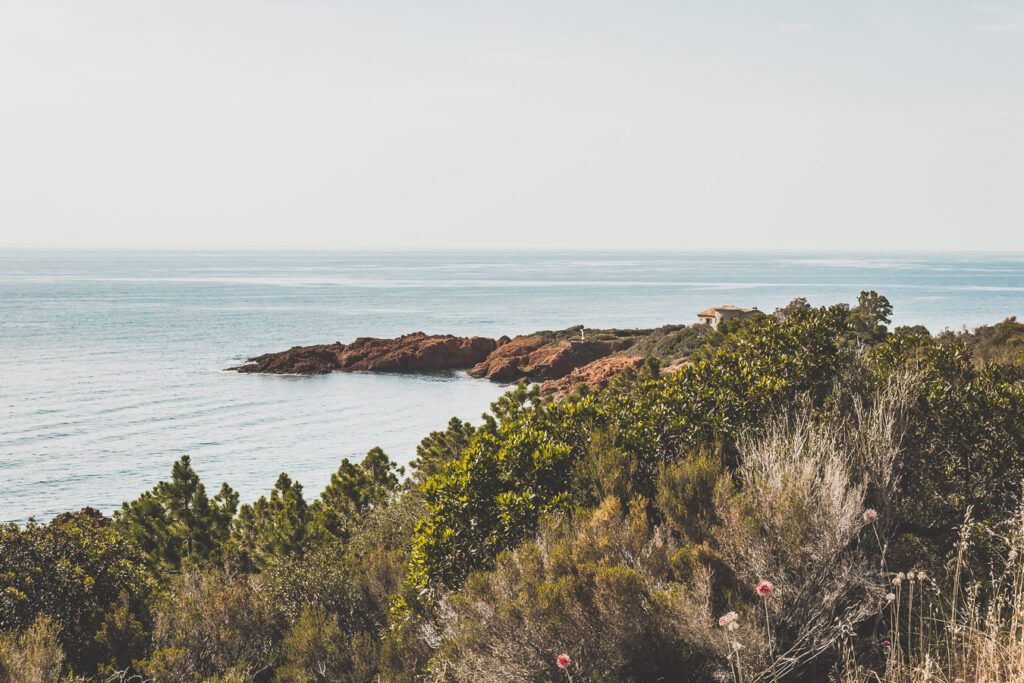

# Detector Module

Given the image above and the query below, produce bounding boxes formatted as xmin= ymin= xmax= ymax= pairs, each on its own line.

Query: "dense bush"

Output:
xmin=407 ymin=304 xmax=859 ymax=597
xmin=0 ymin=513 xmax=155 ymax=674
xmin=432 ymin=497 xmax=711 ymax=682
xmin=138 ymin=569 xmax=278 ymax=681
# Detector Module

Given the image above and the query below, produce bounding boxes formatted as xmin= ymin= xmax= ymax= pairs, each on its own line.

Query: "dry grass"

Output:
xmin=710 ymin=375 xmax=918 ymax=683
xmin=836 ymin=504 xmax=1024 ymax=683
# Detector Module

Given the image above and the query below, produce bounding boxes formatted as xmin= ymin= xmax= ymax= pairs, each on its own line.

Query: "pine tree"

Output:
xmin=115 ymin=455 xmax=237 ymax=570
xmin=229 ymin=473 xmax=309 ymax=571
xmin=308 ymin=447 xmax=402 ymax=543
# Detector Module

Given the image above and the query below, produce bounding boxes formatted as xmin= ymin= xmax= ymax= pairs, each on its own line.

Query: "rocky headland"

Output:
xmin=231 ymin=323 xmax=715 ymax=396
xmin=231 ymin=333 xmax=497 ymax=375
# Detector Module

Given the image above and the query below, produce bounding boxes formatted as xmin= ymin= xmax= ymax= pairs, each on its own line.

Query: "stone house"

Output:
xmin=697 ymin=305 xmax=761 ymax=329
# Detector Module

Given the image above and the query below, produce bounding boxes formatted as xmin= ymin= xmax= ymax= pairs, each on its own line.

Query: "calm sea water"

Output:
xmin=2 ymin=250 xmax=1023 ymax=522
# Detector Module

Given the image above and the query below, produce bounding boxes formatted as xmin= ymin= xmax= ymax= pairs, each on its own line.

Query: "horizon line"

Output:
xmin=3 ymin=245 xmax=1023 ymax=255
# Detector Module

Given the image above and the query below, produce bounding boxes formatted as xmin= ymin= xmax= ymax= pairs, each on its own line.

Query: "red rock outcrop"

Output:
xmin=232 ymin=333 xmax=498 ymax=375
xmin=468 ymin=336 xmax=625 ymax=383
xmin=539 ymin=355 xmax=645 ymax=398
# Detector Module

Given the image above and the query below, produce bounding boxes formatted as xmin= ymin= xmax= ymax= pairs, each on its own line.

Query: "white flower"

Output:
xmin=863 ymin=508 xmax=879 ymax=524
xmin=886 ymin=592 xmax=896 ymax=602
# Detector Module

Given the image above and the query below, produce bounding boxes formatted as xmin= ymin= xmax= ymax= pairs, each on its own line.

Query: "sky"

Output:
xmin=0 ymin=0 xmax=1022 ymax=250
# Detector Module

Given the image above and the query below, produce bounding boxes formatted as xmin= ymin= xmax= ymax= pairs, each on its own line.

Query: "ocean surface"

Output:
xmin=2 ymin=250 xmax=1023 ymax=523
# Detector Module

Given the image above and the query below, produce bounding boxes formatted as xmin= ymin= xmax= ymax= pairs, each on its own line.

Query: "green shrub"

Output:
xmin=0 ymin=514 xmax=154 ymax=675
xmin=139 ymin=570 xmax=277 ymax=681
xmin=433 ymin=498 xmax=718 ymax=682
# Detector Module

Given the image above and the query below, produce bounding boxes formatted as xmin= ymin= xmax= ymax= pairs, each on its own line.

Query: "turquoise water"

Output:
xmin=2 ymin=250 xmax=1022 ymax=522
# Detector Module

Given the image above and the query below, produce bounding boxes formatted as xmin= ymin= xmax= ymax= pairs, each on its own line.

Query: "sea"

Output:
xmin=2 ymin=250 xmax=1023 ymax=523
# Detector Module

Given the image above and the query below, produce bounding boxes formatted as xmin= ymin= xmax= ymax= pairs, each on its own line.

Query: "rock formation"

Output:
xmin=538 ymin=355 xmax=646 ymax=398
xmin=231 ymin=327 xmax=644 ymax=389
xmin=231 ymin=333 xmax=498 ymax=375
xmin=467 ymin=336 xmax=625 ymax=382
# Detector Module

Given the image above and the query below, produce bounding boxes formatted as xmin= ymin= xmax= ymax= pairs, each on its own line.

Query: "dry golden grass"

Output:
xmin=834 ymin=505 xmax=1024 ymax=683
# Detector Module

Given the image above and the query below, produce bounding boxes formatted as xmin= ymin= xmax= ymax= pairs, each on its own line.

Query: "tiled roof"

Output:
xmin=698 ymin=305 xmax=759 ymax=317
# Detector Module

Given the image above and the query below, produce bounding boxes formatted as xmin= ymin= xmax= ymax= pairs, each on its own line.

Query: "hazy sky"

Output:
xmin=1 ymin=0 xmax=1022 ymax=250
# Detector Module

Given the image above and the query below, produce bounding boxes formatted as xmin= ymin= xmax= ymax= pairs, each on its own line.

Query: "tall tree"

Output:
xmin=115 ymin=455 xmax=237 ymax=570
xmin=230 ymin=473 xmax=309 ymax=571
xmin=308 ymin=448 xmax=403 ymax=543
xmin=850 ymin=290 xmax=893 ymax=343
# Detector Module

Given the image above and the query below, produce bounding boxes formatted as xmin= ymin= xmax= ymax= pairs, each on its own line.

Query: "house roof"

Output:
xmin=697 ymin=305 xmax=760 ymax=317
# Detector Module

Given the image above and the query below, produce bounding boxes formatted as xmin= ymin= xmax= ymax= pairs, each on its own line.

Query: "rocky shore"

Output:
xmin=538 ymin=355 xmax=646 ymax=398
xmin=231 ymin=333 xmax=497 ymax=375
xmin=466 ymin=336 xmax=626 ymax=382
xmin=231 ymin=323 xmax=712 ymax=396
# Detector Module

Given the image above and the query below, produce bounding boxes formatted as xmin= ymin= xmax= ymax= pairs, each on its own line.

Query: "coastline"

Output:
xmin=227 ymin=324 xmax=703 ymax=396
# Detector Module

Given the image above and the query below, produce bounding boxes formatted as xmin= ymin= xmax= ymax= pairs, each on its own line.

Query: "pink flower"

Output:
xmin=756 ymin=580 xmax=774 ymax=597
xmin=863 ymin=508 xmax=878 ymax=524
xmin=557 ymin=653 xmax=571 ymax=669
xmin=718 ymin=611 xmax=738 ymax=627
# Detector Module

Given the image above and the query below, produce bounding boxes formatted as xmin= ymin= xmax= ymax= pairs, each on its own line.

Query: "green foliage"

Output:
xmin=868 ymin=333 xmax=1024 ymax=550
xmin=622 ymin=323 xmax=712 ymax=362
xmin=231 ymin=473 xmax=309 ymax=571
xmin=408 ymin=304 xmax=857 ymax=595
xmin=274 ymin=605 xmax=345 ymax=682
xmin=307 ymin=448 xmax=403 ymax=544
xmin=849 ymin=290 xmax=893 ymax=343
xmin=655 ymin=450 xmax=723 ymax=543
xmin=774 ymin=296 xmax=811 ymax=319
xmin=942 ymin=316 xmax=1024 ymax=368
xmin=410 ymin=417 xmax=476 ymax=481
xmin=572 ymin=429 xmax=642 ymax=506
xmin=0 ymin=514 xmax=155 ymax=675
xmin=261 ymin=541 xmax=376 ymax=638
xmin=275 ymin=606 xmax=378 ymax=683
xmin=115 ymin=455 xmax=238 ymax=571
xmin=139 ymin=569 xmax=277 ymax=681
xmin=263 ymin=490 xmax=426 ymax=681
xmin=433 ymin=498 xmax=715 ymax=682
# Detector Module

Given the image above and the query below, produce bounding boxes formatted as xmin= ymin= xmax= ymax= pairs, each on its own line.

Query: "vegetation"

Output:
xmin=3 ymin=293 xmax=1024 ymax=681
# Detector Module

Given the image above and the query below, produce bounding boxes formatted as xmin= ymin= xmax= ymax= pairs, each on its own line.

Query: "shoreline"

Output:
xmin=227 ymin=324 xmax=699 ymax=396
